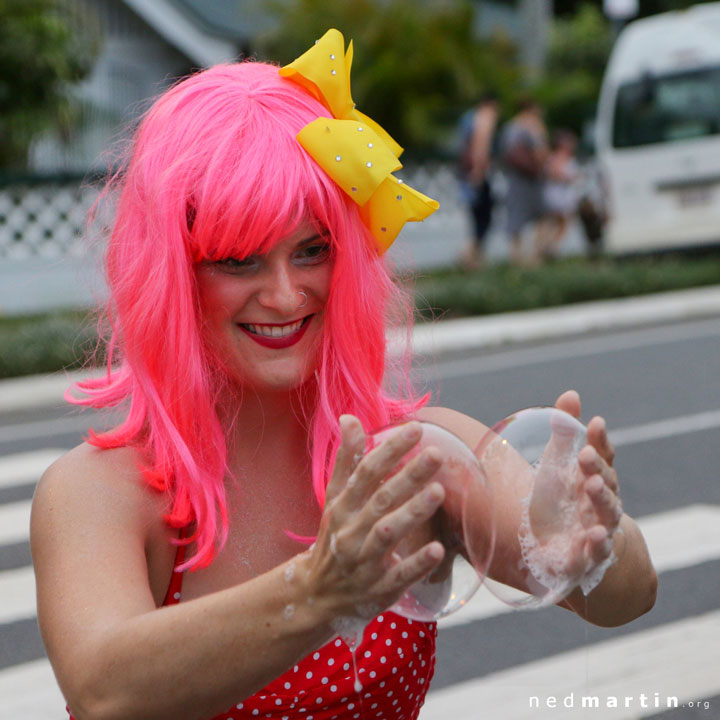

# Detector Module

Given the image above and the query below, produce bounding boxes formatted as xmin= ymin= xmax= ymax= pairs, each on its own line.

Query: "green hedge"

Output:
xmin=0 ymin=310 xmax=98 ymax=380
xmin=1 ymin=253 xmax=720 ymax=380
xmin=409 ymin=254 xmax=720 ymax=321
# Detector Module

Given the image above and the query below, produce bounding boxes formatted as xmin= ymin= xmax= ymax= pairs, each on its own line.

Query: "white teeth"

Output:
xmin=243 ymin=319 xmax=305 ymax=337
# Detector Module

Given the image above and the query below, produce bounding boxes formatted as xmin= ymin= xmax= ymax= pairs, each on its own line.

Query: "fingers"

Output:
xmin=332 ymin=421 xmax=424 ymax=517
xmin=360 ymin=479 xmax=446 ymax=559
xmin=554 ymin=389 xmax=581 ymax=419
xmin=325 ymin=415 xmax=366 ymax=506
xmin=578 ymin=445 xmax=618 ymax=495
xmin=583 ymin=473 xmax=622 ymax=529
xmin=586 ymin=415 xmax=616 ymax=466
xmin=584 ymin=524 xmax=614 ymax=566
xmin=546 ymin=409 xmax=583 ymax=461
xmin=357 ymin=444 xmax=441 ymax=525
xmin=335 ymin=444 xmax=443 ymax=557
xmin=384 ymin=541 xmax=446 ymax=595
xmin=544 ymin=390 xmax=583 ymax=461
xmin=311 ymin=417 xmax=448 ymax=616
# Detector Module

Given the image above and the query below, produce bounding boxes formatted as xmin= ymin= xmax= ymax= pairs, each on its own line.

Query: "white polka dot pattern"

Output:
xmin=69 ymin=550 xmax=437 ymax=720
xmin=213 ymin=613 xmax=436 ymax=720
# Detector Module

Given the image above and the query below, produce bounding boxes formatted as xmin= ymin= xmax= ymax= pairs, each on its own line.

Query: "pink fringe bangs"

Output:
xmin=68 ymin=61 xmax=428 ymax=569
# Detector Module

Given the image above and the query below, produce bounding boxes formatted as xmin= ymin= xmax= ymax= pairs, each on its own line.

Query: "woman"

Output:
xmin=31 ymin=31 xmax=656 ymax=720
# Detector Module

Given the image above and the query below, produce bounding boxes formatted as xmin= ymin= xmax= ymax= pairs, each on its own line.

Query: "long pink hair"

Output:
xmin=69 ymin=61 xmax=429 ymax=569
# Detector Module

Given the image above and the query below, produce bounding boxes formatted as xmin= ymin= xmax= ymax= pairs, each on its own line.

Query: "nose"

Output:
xmin=256 ymin=260 xmax=303 ymax=315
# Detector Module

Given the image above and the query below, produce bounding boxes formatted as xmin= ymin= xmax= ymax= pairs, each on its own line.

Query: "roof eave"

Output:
xmin=122 ymin=0 xmax=238 ymax=67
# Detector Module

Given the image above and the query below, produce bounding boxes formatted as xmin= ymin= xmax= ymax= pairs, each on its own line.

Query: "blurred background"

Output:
xmin=2 ymin=3 xmax=720 ymax=720
xmin=2 ymin=0 xmax=720 ymax=324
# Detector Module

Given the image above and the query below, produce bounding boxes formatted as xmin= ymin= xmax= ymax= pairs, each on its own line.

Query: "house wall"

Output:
xmin=29 ymin=0 xmax=193 ymax=173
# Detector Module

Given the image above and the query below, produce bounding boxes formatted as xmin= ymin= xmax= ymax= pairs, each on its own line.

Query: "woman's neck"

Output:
xmin=217 ymin=382 xmax=315 ymax=467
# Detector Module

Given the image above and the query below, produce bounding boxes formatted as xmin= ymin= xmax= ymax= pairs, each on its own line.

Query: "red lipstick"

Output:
xmin=237 ymin=316 xmax=312 ymax=349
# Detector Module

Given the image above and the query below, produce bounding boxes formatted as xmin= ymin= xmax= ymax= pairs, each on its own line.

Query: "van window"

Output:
xmin=612 ymin=65 xmax=720 ymax=148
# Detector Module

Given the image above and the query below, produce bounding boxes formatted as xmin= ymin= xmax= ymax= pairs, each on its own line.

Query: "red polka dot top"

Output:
xmin=67 ymin=542 xmax=437 ymax=720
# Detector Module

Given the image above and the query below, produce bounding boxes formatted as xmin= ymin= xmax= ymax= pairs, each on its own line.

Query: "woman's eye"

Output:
xmin=298 ymin=242 xmax=331 ymax=263
xmin=216 ymin=256 xmax=257 ymax=272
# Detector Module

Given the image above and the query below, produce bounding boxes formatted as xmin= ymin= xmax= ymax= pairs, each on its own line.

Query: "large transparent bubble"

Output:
xmin=366 ymin=422 xmax=495 ymax=621
xmin=468 ymin=407 xmax=620 ymax=609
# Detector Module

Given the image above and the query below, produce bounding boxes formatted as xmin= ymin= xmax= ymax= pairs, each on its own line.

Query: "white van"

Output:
xmin=595 ymin=3 xmax=720 ymax=253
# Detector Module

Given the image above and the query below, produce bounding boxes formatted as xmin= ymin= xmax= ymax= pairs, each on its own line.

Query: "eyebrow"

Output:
xmin=296 ymin=233 xmax=324 ymax=247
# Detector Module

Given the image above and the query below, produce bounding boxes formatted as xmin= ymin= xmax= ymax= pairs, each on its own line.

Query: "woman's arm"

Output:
xmin=558 ymin=513 xmax=657 ymax=626
xmin=417 ymin=395 xmax=657 ymax=628
xmin=32 ymin=420 xmax=445 ymax=720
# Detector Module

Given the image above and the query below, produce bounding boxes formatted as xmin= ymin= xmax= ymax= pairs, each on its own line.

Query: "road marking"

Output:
xmin=609 ymin=409 xmax=720 ymax=447
xmin=439 ymin=503 xmax=720 ymax=628
xmin=423 ymin=609 xmax=720 ymax=720
xmin=0 ymin=415 xmax=94 ymax=444
xmin=2 ymin=499 xmax=718 ymax=627
xmin=423 ymin=317 xmax=720 ymax=380
xmin=3 ymin=611 xmax=718 ymax=720
xmin=0 ymin=565 xmax=36 ymax=624
xmin=0 ymin=504 xmax=718 ymax=718
xmin=0 ymin=500 xmax=31 ymax=546
xmin=0 ymin=659 xmax=65 ymax=720
xmin=0 ymin=449 xmax=66 ymax=489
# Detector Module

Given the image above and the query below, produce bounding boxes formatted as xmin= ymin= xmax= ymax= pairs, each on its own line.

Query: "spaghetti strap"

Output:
xmin=162 ymin=527 xmax=188 ymax=606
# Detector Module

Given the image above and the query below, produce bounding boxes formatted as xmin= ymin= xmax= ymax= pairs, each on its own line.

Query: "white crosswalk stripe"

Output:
xmin=0 ymin=449 xmax=65 ymax=489
xmin=422 ymin=609 xmax=720 ymax=719
xmin=0 ymin=659 xmax=65 ymax=720
xmin=1 ymin=445 xmax=719 ymax=719
xmin=439 ymin=503 xmax=720 ymax=628
xmin=0 ymin=565 xmax=37 ymax=624
xmin=0 ymin=499 xmax=32 ymax=546
xmin=4 ymin=492 xmax=716 ymax=629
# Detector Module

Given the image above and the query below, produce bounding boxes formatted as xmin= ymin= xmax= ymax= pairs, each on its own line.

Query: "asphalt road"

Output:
xmin=1 ymin=315 xmax=719 ymax=719
xmin=417 ymin=316 xmax=720 ymax=719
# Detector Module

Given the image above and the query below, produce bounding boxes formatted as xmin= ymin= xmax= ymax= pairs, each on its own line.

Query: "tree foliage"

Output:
xmin=0 ymin=0 xmax=100 ymax=169
xmin=260 ymin=0 xmax=521 ymax=158
xmin=554 ymin=0 xmax=719 ymax=17
xmin=532 ymin=3 xmax=613 ymax=139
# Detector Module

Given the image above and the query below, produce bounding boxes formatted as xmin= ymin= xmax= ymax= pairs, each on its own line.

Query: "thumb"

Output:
xmin=325 ymin=415 xmax=366 ymax=506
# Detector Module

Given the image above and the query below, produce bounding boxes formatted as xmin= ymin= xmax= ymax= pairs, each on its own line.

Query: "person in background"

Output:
xmin=499 ymin=98 xmax=549 ymax=264
xmin=457 ymin=93 xmax=500 ymax=268
xmin=536 ymin=128 xmax=580 ymax=260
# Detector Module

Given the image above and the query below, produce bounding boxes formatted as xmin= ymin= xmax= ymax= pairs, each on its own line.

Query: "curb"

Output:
xmin=392 ymin=284 xmax=720 ymax=356
xmin=3 ymin=285 xmax=720 ymax=414
xmin=0 ymin=368 xmax=99 ymax=415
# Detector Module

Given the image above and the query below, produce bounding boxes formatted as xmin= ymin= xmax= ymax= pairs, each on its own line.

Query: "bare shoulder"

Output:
xmin=31 ymin=441 xmax=173 ymax=591
xmin=33 ymin=442 xmax=167 ymax=536
xmin=32 ymin=443 xmax=176 ymax=649
xmin=414 ymin=405 xmax=490 ymax=450
xmin=31 ymin=443 xmax=178 ymax=687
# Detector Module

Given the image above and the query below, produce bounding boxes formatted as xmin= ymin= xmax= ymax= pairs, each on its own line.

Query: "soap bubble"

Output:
xmin=365 ymin=422 xmax=495 ymax=621
xmin=469 ymin=407 xmax=619 ymax=609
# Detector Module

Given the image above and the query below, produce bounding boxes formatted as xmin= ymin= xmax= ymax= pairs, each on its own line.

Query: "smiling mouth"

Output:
xmin=239 ymin=315 xmax=312 ymax=338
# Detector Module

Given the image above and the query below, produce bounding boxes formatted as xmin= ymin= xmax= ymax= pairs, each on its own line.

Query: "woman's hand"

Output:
xmin=552 ymin=390 xmax=623 ymax=578
xmin=301 ymin=415 xmax=446 ymax=620
xmin=552 ymin=390 xmax=657 ymax=624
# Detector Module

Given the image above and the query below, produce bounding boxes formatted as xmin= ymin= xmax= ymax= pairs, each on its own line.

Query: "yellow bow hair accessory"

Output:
xmin=279 ymin=29 xmax=439 ymax=253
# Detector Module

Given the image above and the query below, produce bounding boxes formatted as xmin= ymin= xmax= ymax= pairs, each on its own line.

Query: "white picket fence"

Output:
xmin=0 ymin=166 xmax=469 ymax=316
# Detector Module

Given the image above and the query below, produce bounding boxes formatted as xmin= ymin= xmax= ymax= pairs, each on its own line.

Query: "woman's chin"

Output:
xmin=227 ymin=359 xmax=319 ymax=395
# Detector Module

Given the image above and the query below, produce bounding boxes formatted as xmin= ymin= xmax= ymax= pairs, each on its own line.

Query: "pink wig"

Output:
xmin=69 ymin=61 xmax=429 ymax=569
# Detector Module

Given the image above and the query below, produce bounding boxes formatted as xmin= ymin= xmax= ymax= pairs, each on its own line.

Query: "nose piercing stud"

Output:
xmin=298 ymin=291 xmax=308 ymax=308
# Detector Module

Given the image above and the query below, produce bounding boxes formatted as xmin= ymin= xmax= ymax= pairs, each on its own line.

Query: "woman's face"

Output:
xmin=195 ymin=221 xmax=333 ymax=392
